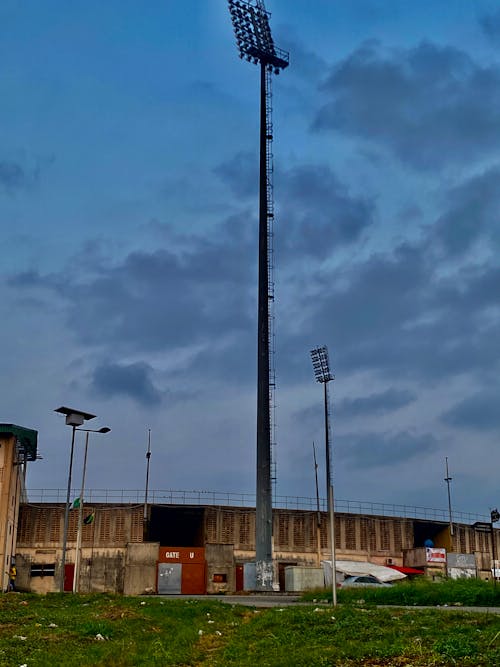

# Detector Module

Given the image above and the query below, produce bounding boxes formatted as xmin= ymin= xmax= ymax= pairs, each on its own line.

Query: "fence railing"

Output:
xmin=25 ymin=488 xmax=489 ymax=525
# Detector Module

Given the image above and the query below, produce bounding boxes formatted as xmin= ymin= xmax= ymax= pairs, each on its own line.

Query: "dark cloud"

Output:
xmin=338 ymin=430 xmax=437 ymax=469
xmin=279 ymin=36 xmax=327 ymax=83
xmin=314 ymin=40 xmax=500 ymax=169
xmin=479 ymin=10 xmax=500 ymax=43
xmin=213 ymin=151 xmax=258 ymax=198
xmin=91 ymin=361 xmax=162 ymax=406
xmin=10 ymin=153 xmax=499 ymax=397
xmin=0 ymin=161 xmax=37 ymax=192
xmin=277 ymin=163 xmax=499 ymax=386
xmin=433 ymin=166 xmax=500 ymax=257
xmin=8 ymin=270 xmax=43 ymax=287
xmin=279 ymin=164 xmax=374 ymax=258
xmin=291 ymin=402 xmax=323 ymax=436
xmin=214 ymin=156 xmax=374 ymax=258
xmin=337 ymin=388 xmax=416 ymax=419
xmin=440 ymin=390 xmax=500 ymax=431
xmin=283 ymin=231 xmax=500 ymax=384
xmin=6 ymin=220 xmax=257 ymax=384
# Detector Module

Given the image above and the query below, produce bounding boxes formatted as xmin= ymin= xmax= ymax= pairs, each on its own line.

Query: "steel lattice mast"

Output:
xmin=228 ymin=0 xmax=289 ymax=590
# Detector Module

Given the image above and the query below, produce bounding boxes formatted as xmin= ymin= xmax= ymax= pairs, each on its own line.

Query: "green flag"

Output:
xmin=70 ymin=497 xmax=80 ymax=509
xmin=83 ymin=512 xmax=95 ymax=525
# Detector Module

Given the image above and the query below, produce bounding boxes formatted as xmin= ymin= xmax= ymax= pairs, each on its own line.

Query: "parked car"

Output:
xmin=340 ymin=575 xmax=392 ymax=588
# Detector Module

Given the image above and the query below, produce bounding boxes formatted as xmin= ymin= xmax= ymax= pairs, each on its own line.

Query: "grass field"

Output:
xmin=1 ymin=586 xmax=500 ymax=666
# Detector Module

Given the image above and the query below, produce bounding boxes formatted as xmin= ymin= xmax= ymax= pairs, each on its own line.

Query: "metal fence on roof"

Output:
xmin=25 ymin=488 xmax=489 ymax=525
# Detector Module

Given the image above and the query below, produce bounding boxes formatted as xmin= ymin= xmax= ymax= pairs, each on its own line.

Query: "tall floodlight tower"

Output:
xmin=228 ymin=0 xmax=289 ymax=590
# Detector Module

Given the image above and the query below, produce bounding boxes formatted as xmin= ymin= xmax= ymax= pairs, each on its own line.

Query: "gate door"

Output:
xmin=158 ymin=563 xmax=182 ymax=594
xmin=64 ymin=564 xmax=75 ymax=592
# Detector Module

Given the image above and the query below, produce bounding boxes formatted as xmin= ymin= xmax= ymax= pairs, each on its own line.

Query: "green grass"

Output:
xmin=0 ymin=591 xmax=499 ymax=666
xmin=302 ymin=577 xmax=500 ymax=607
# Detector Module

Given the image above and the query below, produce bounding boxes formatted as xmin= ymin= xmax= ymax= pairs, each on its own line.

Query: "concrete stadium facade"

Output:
xmin=14 ymin=501 xmax=499 ymax=594
xmin=2 ymin=424 xmax=498 ymax=595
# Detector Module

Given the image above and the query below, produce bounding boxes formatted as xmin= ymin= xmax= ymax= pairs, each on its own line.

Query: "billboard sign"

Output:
xmin=447 ymin=553 xmax=476 ymax=568
xmin=426 ymin=547 xmax=446 ymax=563
xmin=447 ymin=553 xmax=477 ymax=579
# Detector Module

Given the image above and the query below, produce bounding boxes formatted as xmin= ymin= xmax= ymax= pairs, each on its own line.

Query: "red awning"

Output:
xmin=388 ymin=565 xmax=424 ymax=575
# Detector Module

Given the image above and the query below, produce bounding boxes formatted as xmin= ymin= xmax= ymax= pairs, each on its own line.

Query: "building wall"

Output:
xmin=205 ymin=506 xmax=414 ymax=566
xmin=16 ymin=504 xmax=144 ymax=593
xmin=0 ymin=434 xmax=24 ymax=592
xmin=124 ymin=542 xmax=160 ymax=595
xmin=205 ymin=543 xmax=235 ymax=594
xmin=14 ymin=503 xmax=500 ymax=593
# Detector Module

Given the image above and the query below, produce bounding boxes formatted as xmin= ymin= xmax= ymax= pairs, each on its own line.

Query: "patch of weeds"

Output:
xmin=78 ymin=620 xmax=115 ymax=639
xmin=100 ymin=607 xmax=139 ymax=621
xmin=434 ymin=632 xmax=480 ymax=661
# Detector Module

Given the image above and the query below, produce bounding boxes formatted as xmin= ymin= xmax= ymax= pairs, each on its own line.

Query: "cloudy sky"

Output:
xmin=2 ymin=0 xmax=499 ymax=518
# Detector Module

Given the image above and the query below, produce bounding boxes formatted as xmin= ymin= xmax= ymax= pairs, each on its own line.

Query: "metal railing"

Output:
xmin=25 ymin=488 xmax=489 ymax=524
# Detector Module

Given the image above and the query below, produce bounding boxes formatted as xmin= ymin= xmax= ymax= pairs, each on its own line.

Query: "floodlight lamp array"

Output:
xmin=228 ymin=0 xmax=289 ymax=72
xmin=310 ymin=346 xmax=334 ymax=384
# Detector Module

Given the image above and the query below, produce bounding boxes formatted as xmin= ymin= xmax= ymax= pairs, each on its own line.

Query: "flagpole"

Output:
xmin=144 ymin=428 xmax=151 ymax=539
xmin=73 ymin=432 xmax=89 ymax=593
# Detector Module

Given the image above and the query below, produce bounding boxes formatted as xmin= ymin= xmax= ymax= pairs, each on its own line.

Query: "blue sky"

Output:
xmin=2 ymin=0 xmax=500 ymax=517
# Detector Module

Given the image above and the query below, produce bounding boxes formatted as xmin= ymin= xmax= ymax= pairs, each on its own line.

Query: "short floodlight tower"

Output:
xmin=228 ymin=0 xmax=289 ymax=592
xmin=55 ymin=406 xmax=96 ymax=592
xmin=310 ymin=346 xmax=337 ymax=606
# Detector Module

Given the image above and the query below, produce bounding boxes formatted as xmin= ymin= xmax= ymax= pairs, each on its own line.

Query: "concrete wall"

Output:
xmin=124 ymin=542 xmax=160 ymax=595
xmin=78 ymin=550 xmax=125 ymax=593
xmin=14 ymin=502 xmax=500 ymax=593
xmin=210 ymin=508 xmax=414 ymax=565
xmin=285 ymin=566 xmax=324 ymax=592
xmin=0 ymin=434 xmax=23 ymax=592
xmin=205 ymin=544 xmax=234 ymax=594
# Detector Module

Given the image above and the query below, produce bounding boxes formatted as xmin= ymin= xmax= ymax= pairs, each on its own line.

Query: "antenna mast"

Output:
xmin=313 ymin=441 xmax=322 ymax=566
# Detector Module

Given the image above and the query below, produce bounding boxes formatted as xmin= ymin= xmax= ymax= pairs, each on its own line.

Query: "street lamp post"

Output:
xmin=54 ymin=406 xmax=96 ymax=593
xmin=73 ymin=426 xmax=111 ymax=593
xmin=310 ymin=346 xmax=337 ymax=606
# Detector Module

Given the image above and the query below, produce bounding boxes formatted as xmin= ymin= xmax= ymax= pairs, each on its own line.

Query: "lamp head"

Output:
xmin=55 ymin=406 xmax=96 ymax=426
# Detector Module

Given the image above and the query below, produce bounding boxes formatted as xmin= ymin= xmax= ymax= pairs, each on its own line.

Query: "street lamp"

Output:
xmin=54 ymin=406 xmax=96 ymax=592
xmin=73 ymin=426 xmax=111 ymax=593
xmin=310 ymin=346 xmax=337 ymax=606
